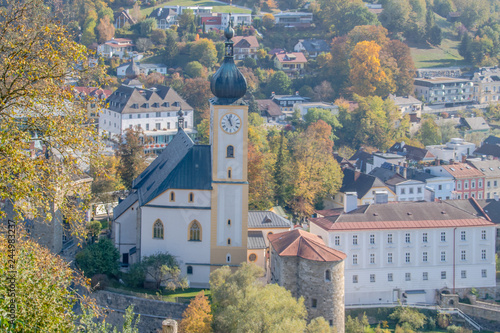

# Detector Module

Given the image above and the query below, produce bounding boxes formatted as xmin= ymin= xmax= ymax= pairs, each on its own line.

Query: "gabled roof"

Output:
xmin=441 ymin=163 xmax=484 ymax=178
xmin=256 ymin=99 xmax=282 ymax=117
xmin=114 ymin=129 xmax=212 ymax=218
xmin=310 ymin=201 xmax=494 ymax=231
xmin=467 ymin=159 xmax=500 ymax=177
xmin=149 ymin=7 xmax=177 ymax=20
xmin=348 ymin=150 xmax=372 ymax=173
xmin=248 ymin=211 xmax=291 ymax=229
xmin=73 ymin=87 xmax=112 ymax=99
xmin=268 ymin=229 xmax=346 ymax=262
xmin=248 ymin=231 xmax=266 ymax=249
xmin=474 ymin=143 xmax=500 ymax=158
xmin=298 ymin=39 xmax=330 ymax=53
xmin=483 ymin=135 xmax=500 ymax=145
xmin=274 ymin=52 xmax=307 ymax=64
xmin=461 ymin=117 xmax=490 ymax=131
xmin=106 ymin=85 xmax=192 ymax=114
xmin=388 ymin=142 xmax=435 ymax=161
xmin=340 ymin=168 xmax=388 ymax=198
xmin=232 ymin=36 xmax=259 ymax=48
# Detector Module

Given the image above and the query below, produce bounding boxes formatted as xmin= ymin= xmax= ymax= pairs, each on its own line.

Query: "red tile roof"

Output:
xmin=268 ymin=229 xmax=346 ymax=262
xmin=73 ymin=87 xmax=112 ymax=98
xmin=232 ymin=36 xmax=259 ymax=48
xmin=275 ymin=52 xmax=308 ymax=64
xmin=441 ymin=163 xmax=484 ymax=178
xmin=256 ymin=99 xmax=282 ymax=117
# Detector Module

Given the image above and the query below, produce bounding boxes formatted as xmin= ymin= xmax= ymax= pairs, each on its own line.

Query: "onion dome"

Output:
xmin=210 ymin=17 xmax=247 ymax=103
xmin=125 ymin=57 xmax=140 ymax=79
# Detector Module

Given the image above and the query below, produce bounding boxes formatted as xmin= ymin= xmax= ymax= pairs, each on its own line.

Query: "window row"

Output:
xmin=168 ymin=192 xmax=195 ymax=203
xmin=126 ymin=122 xmax=188 ymax=131
xmin=346 ymin=230 xmax=488 ymax=246
xmin=399 ymin=187 xmax=422 ymax=195
xmin=152 ymin=219 xmax=235 ymax=246
xmin=351 ymin=249 xmax=487 ymax=264
xmin=352 ymin=269 xmax=488 ymax=283
xmin=457 ymin=192 xmax=483 ymax=200
xmin=456 ymin=179 xmax=483 ymax=190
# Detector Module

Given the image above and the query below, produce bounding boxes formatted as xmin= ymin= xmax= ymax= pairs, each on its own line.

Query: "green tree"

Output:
xmin=116 ymin=127 xmax=149 ymax=190
xmin=185 ymin=61 xmax=205 ymax=78
xmin=75 ymin=239 xmax=120 ymax=277
xmin=0 ymin=0 xmax=104 ymax=236
xmin=345 ymin=314 xmax=370 ymax=333
xmin=190 ymin=39 xmax=218 ymax=69
xmin=439 ymin=121 xmax=460 ymax=143
xmin=305 ymin=317 xmax=331 ymax=333
xmin=304 ymin=107 xmax=342 ymax=132
xmin=140 ymin=18 xmax=157 ymax=35
xmin=266 ymin=71 xmax=291 ymax=95
xmin=428 ymin=25 xmax=443 ymax=46
xmin=418 ymin=118 xmax=442 ymax=146
xmin=210 ymin=263 xmax=308 ymax=333
xmin=162 ymin=32 xmax=179 ymax=65
xmin=151 ymin=29 xmax=167 ymax=46
xmin=137 ymin=252 xmax=188 ymax=290
xmin=178 ymin=9 xmax=196 ymax=34
xmin=389 ymin=305 xmax=427 ymax=330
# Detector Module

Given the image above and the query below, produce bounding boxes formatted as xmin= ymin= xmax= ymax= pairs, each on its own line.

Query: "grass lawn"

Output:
xmin=408 ymin=14 xmax=470 ymax=69
xmin=108 ymin=283 xmax=210 ymax=303
xmin=140 ymin=0 xmax=251 ymax=17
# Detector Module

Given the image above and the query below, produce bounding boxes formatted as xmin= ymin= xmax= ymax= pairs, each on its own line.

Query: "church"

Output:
xmin=113 ymin=22 xmax=266 ymax=287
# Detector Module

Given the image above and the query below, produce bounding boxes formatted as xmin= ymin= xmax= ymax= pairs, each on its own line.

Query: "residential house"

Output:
xmin=426 ymin=138 xmax=476 ymax=162
xmin=388 ymin=94 xmax=422 ymax=117
xmin=471 ymin=66 xmax=500 ymax=103
xmin=99 ymin=84 xmax=196 ymax=153
xmin=232 ymin=36 xmax=259 ymax=60
xmin=273 ymin=52 xmax=307 ymax=77
xmin=270 ymin=92 xmax=311 ymax=117
xmin=256 ymin=99 xmax=284 ymax=122
xmin=388 ymin=141 xmax=435 ymax=163
xmin=148 ymin=8 xmax=177 ymax=29
xmin=293 ymin=39 xmax=330 ymax=58
xmin=221 ymin=13 xmax=252 ymax=27
xmin=474 ymin=143 xmax=500 ymax=159
xmin=324 ymin=168 xmax=396 ymax=209
xmin=200 ymin=14 xmax=222 ymax=30
xmin=416 ymin=67 xmax=461 ymax=79
xmin=368 ymin=152 xmax=406 ymax=173
xmin=296 ymin=102 xmax=338 ymax=117
xmin=114 ymin=10 xmax=136 ymax=29
xmin=274 ymin=11 xmax=313 ymax=27
xmin=117 ymin=62 xmax=168 ymax=77
xmin=467 ymin=159 xmax=500 ymax=199
xmin=73 ymin=87 xmax=112 ymax=125
xmin=348 ymin=149 xmax=373 ymax=173
xmin=407 ymin=168 xmax=455 ymax=200
xmin=165 ymin=5 xmax=212 ymax=15
xmin=369 ymin=167 xmax=426 ymax=202
xmin=97 ymin=38 xmax=134 ymax=59
xmin=414 ymin=77 xmax=474 ymax=105
xmin=426 ymin=162 xmax=485 ymax=199
xmin=310 ymin=201 xmax=497 ymax=305
xmin=459 ymin=117 xmax=490 ymax=135
xmin=483 ymin=135 xmax=500 ymax=146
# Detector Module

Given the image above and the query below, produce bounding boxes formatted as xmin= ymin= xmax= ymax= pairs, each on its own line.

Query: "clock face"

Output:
xmin=220 ymin=113 xmax=241 ymax=134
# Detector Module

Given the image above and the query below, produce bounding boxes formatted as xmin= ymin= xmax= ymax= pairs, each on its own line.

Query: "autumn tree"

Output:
xmin=90 ymin=156 xmax=124 ymax=219
xmin=97 ymin=16 xmax=115 ymax=43
xmin=349 ymin=40 xmax=394 ymax=97
xmin=116 ymin=127 xmax=149 ymax=189
xmin=210 ymin=263 xmax=308 ymax=333
xmin=262 ymin=13 xmax=276 ymax=29
xmin=316 ymin=0 xmax=378 ymax=35
xmin=179 ymin=291 xmax=213 ymax=333
xmin=418 ymin=118 xmax=442 ymax=146
xmin=289 ymin=121 xmax=343 ymax=220
xmin=0 ymin=0 xmax=104 ymax=235
xmin=181 ymin=78 xmax=212 ymax=119
xmin=185 ymin=61 xmax=206 ymax=78
xmin=384 ymin=40 xmax=416 ymax=96
xmin=190 ymin=38 xmax=218 ymax=69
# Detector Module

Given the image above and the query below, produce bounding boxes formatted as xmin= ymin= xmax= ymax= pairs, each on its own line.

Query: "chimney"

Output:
xmin=344 ymin=192 xmax=358 ymax=213
xmin=271 ymin=92 xmax=275 ymax=98
xmin=462 ymin=155 xmax=467 ymax=163
xmin=436 ymin=158 xmax=440 ymax=166
xmin=396 ymin=165 xmax=400 ymax=174
xmin=375 ymin=191 xmax=388 ymax=204
xmin=295 ymin=91 xmax=299 ymax=96
xmin=402 ymin=166 xmax=407 ymax=179
xmin=449 ymin=159 xmax=454 ymax=165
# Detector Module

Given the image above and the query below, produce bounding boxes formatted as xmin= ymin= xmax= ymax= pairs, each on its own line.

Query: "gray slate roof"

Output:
xmin=484 ymin=135 xmax=500 ymax=145
xmin=299 ymin=39 xmax=330 ymax=54
xmin=461 ymin=117 xmax=490 ymax=131
xmin=247 ymin=230 xmax=266 ymax=249
xmin=106 ymin=85 xmax=192 ymax=114
xmin=114 ymin=129 xmax=212 ymax=219
xmin=467 ymin=159 xmax=500 ymax=177
xmin=340 ymin=168 xmax=387 ymax=198
xmin=248 ymin=211 xmax=292 ymax=229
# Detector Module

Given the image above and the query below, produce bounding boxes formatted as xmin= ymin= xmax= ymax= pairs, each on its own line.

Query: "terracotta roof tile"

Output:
xmin=232 ymin=36 xmax=259 ymax=48
xmin=275 ymin=52 xmax=308 ymax=64
xmin=441 ymin=163 xmax=484 ymax=178
xmin=268 ymin=229 xmax=346 ymax=262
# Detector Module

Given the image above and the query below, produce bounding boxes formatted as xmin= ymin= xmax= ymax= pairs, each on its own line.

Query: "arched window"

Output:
xmin=189 ymin=221 xmax=201 ymax=241
xmin=226 ymin=253 xmax=231 ymax=263
xmin=153 ymin=219 xmax=164 ymax=239
xmin=228 ymin=168 xmax=232 ymax=179
xmin=187 ymin=265 xmax=193 ymax=275
xmin=170 ymin=191 xmax=175 ymax=202
xmin=227 ymin=238 xmax=231 ymax=245
xmin=325 ymin=269 xmax=331 ymax=282
xmin=227 ymin=145 xmax=234 ymax=158
xmin=189 ymin=192 xmax=194 ymax=203
xmin=227 ymin=219 xmax=231 ymax=225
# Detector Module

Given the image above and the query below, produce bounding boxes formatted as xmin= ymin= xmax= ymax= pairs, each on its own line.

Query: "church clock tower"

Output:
xmin=209 ymin=19 xmax=249 ymax=269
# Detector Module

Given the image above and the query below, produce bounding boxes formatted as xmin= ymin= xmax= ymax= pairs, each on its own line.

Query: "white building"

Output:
xmin=117 ymin=62 xmax=168 ymax=77
xmin=221 ymin=13 xmax=252 ymax=27
xmin=426 ymin=138 xmax=476 ymax=162
xmin=99 ymin=84 xmax=196 ymax=153
xmin=407 ymin=169 xmax=455 ymax=200
xmin=414 ymin=77 xmax=474 ymax=105
xmin=310 ymin=200 xmax=496 ymax=305
xmin=97 ymin=38 xmax=134 ymax=59
xmin=296 ymin=102 xmax=339 ymax=117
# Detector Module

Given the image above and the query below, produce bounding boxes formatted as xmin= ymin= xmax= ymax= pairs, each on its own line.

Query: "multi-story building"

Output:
xmin=426 ymin=162 xmax=485 ymax=199
xmin=73 ymin=87 xmax=112 ymax=125
xmin=274 ymin=11 xmax=313 ymax=27
xmin=310 ymin=200 xmax=497 ymax=305
xmin=221 ymin=13 xmax=252 ymax=27
xmin=270 ymin=92 xmax=310 ymax=117
xmin=114 ymin=10 xmax=137 ymax=29
xmin=97 ymin=38 xmax=134 ymax=59
xmin=467 ymin=159 xmax=500 ymax=199
xmin=232 ymin=36 xmax=259 ymax=60
xmin=407 ymin=169 xmax=455 ymax=200
xmin=117 ymin=62 xmax=168 ymax=77
xmin=293 ymin=39 xmax=330 ymax=58
xmin=273 ymin=52 xmax=308 ymax=77
xmin=99 ymin=84 xmax=196 ymax=153
xmin=426 ymin=138 xmax=476 ymax=162
xmin=148 ymin=8 xmax=177 ymax=29
xmin=388 ymin=94 xmax=422 ymax=117
xmin=414 ymin=77 xmax=473 ymax=104
xmin=296 ymin=102 xmax=338 ymax=117
xmin=369 ymin=167 xmax=426 ymax=202
xmin=388 ymin=141 xmax=435 ymax=163
xmin=471 ymin=66 xmax=500 ymax=103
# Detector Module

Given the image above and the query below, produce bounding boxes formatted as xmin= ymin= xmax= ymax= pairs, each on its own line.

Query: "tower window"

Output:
xmin=227 ymin=238 xmax=231 ymax=245
xmin=227 ymin=219 xmax=231 ymax=225
xmin=189 ymin=192 xmax=194 ymax=203
xmin=189 ymin=221 xmax=201 ymax=241
xmin=228 ymin=168 xmax=232 ymax=179
xmin=325 ymin=270 xmax=331 ymax=282
xmin=153 ymin=219 xmax=164 ymax=239
xmin=187 ymin=265 xmax=193 ymax=275
xmin=311 ymin=298 xmax=317 ymax=308
xmin=226 ymin=254 xmax=231 ymax=263
xmin=170 ymin=192 xmax=175 ymax=202
xmin=227 ymin=145 xmax=234 ymax=158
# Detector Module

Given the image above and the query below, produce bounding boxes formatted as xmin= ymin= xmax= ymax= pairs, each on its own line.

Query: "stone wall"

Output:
xmin=90 ymin=290 xmax=187 ymax=333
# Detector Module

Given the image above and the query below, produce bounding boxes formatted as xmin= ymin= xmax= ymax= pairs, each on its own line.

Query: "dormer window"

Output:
xmin=153 ymin=102 xmax=159 ymax=108
xmin=132 ymin=103 xmax=139 ymax=109
xmin=144 ymin=103 xmax=149 ymax=108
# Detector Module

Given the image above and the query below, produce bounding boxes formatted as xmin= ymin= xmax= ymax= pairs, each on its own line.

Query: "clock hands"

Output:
xmin=228 ymin=114 xmax=233 ymax=127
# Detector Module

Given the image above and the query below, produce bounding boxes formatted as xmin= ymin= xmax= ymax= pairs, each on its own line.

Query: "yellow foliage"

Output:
xmin=179 ymin=291 xmax=213 ymax=333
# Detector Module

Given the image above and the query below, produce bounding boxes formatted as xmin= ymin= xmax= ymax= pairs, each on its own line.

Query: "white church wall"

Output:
xmin=216 ymin=184 xmax=243 ymax=247
xmin=114 ymin=201 xmax=139 ymax=261
xmin=147 ymin=189 xmax=211 ymax=207
xmin=140 ymin=206 xmax=212 ymax=286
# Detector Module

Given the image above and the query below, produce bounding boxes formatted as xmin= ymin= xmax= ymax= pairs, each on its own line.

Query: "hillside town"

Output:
xmin=4 ymin=0 xmax=500 ymax=332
